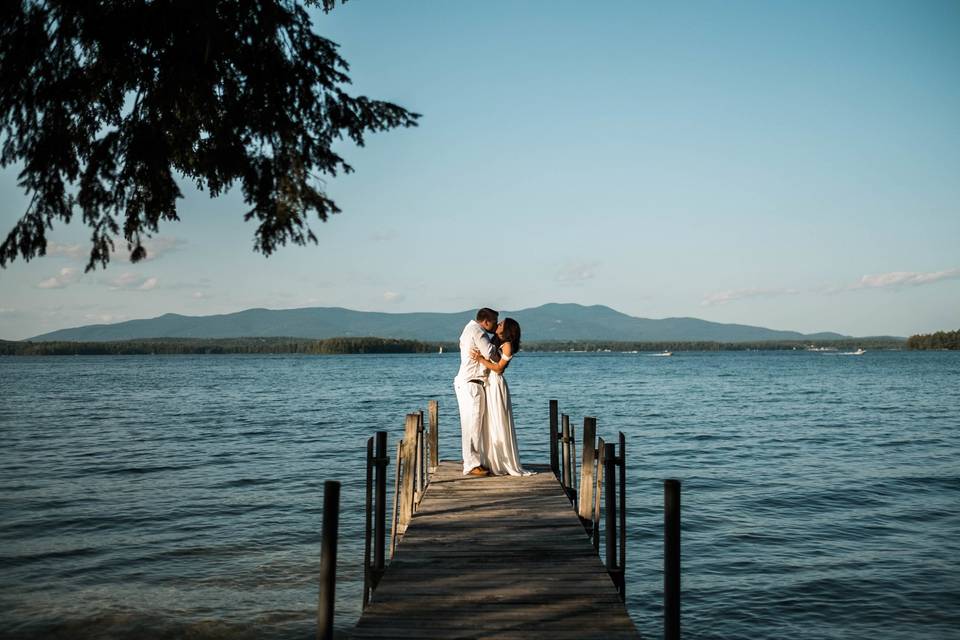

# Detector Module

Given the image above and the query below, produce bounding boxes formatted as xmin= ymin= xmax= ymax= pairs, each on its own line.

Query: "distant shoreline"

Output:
xmin=0 ymin=336 xmax=916 ymax=356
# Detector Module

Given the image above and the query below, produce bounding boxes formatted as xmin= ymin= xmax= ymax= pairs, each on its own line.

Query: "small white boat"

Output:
xmin=648 ymin=351 xmax=672 ymax=357
xmin=438 ymin=346 xmax=443 ymax=354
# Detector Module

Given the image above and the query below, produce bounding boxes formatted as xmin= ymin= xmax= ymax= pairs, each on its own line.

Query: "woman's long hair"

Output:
xmin=501 ymin=318 xmax=521 ymax=353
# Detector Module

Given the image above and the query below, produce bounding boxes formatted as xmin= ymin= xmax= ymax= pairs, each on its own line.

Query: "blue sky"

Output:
xmin=1 ymin=0 xmax=958 ymax=340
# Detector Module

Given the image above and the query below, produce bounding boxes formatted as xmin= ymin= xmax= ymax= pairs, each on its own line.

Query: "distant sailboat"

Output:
xmin=438 ymin=346 xmax=443 ymax=354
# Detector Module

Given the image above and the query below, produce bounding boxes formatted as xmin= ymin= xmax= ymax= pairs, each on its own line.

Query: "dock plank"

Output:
xmin=351 ymin=461 xmax=640 ymax=639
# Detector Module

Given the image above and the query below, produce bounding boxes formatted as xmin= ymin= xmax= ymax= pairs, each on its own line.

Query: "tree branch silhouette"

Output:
xmin=0 ymin=0 xmax=419 ymax=271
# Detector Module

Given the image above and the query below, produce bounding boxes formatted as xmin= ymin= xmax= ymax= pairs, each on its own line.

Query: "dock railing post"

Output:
xmin=561 ymin=414 xmax=572 ymax=500
xmin=665 ymin=479 xmax=681 ymax=640
xmin=578 ymin=417 xmax=597 ymax=527
xmin=373 ymin=431 xmax=388 ymax=591
xmin=604 ymin=442 xmax=624 ymax=600
xmin=592 ymin=436 xmax=605 ymax=552
xmin=549 ymin=400 xmax=559 ymax=478
xmin=618 ymin=431 xmax=627 ymax=599
xmin=415 ymin=410 xmax=425 ymax=505
xmin=428 ymin=400 xmax=439 ymax=472
xmin=570 ymin=421 xmax=578 ymax=512
xmin=317 ymin=480 xmax=340 ymax=640
xmin=399 ymin=413 xmax=419 ymax=532
xmin=362 ymin=437 xmax=373 ymax=608
xmin=389 ymin=440 xmax=402 ymax=559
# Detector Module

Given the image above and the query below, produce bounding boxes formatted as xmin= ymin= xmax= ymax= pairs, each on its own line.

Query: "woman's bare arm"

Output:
xmin=470 ymin=342 xmax=513 ymax=374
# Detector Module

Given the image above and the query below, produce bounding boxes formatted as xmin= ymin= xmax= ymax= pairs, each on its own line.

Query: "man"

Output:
xmin=454 ymin=307 xmax=499 ymax=476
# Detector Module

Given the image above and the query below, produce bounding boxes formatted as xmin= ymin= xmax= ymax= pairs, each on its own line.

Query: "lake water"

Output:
xmin=1 ymin=351 xmax=958 ymax=639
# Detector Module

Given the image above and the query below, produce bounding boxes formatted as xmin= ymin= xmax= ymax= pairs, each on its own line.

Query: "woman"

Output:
xmin=470 ymin=318 xmax=534 ymax=476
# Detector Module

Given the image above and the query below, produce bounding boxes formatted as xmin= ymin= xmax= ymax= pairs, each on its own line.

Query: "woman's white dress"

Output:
xmin=483 ymin=352 xmax=534 ymax=476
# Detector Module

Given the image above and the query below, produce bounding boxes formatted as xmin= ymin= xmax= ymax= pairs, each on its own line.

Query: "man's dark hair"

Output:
xmin=476 ymin=308 xmax=499 ymax=323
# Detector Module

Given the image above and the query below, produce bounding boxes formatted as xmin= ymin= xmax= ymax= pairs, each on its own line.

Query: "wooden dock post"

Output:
xmin=373 ymin=432 xmax=388 ymax=583
xmin=561 ymin=414 xmax=572 ymax=499
xmin=362 ymin=437 xmax=373 ymax=608
xmin=549 ymin=400 xmax=559 ymax=478
xmin=603 ymin=443 xmax=618 ymax=589
xmin=570 ymin=420 xmax=578 ymax=512
xmin=578 ymin=417 xmax=597 ymax=526
xmin=618 ymin=431 xmax=627 ymax=594
xmin=362 ymin=430 xmax=389 ymax=607
xmin=665 ymin=479 xmax=681 ymax=640
xmin=389 ymin=440 xmax=402 ymax=559
xmin=399 ymin=413 xmax=419 ymax=532
xmin=415 ymin=411 xmax=425 ymax=505
xmin=427 ymin=400 xmax=439 ymax=471
xmin=602 ymin=438 xmax=626 ymax=600
xmin=592 ymin=436 xmax=605 ymax=552
xmin=317 ymin=480 xmax=340 ymax=640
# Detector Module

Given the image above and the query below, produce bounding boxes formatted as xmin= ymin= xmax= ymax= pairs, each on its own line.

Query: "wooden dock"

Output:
xmin=350 ymin=460 xmax=640 ymax=639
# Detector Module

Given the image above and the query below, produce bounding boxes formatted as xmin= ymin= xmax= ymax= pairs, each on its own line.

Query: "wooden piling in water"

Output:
xmin=561 ymin=414 xmax=572 ymax=499
xmin=549 ymin=399 xmax=559 ymax=478
xmin=317 ymin=480 xmax=340 ymax=640
xmin=415 ymin=411 xmax=425 ymax=505
xmin=579 ymin=417 xmax=597 ymax=526
xmin=570 ymin=420 xmax=578 ymax=512
xmin=665 ymin=479 xmax=681 ymax=640
xmin=389 ymin=440 xmax=402 ymax=559
xmin=373 ymin=432 xmax=387 ymax=587
xmin=362 ymin=437 xmax=373 ymax=608
xmin=399 ymin=413 xmax=418 ymax=533
xmin=364 ymin=431 xmax=389 ymax=607
xmin=592 ymin=436 xmax=605 ymax=552
xmin=427 ymin=400 xmax=439 ymax=471
xmin=603 ymin=442 xmax=618 ymax=581
xmin=618 ymin=430 xmax=627 ymax=594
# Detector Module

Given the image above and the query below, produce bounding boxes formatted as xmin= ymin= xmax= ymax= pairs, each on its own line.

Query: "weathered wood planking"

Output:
xmin=351 ymin=462 xmax=640 ymax=639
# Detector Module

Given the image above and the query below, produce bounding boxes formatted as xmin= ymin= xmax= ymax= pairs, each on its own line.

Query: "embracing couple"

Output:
xmin=453 ymin=307 xmax=534 ymax=477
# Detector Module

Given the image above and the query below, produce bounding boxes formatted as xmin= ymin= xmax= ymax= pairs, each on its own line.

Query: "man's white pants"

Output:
xmin=454 ymin=378 xmax=485 ymax=473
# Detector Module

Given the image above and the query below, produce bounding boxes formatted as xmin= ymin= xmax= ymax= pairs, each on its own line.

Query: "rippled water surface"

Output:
xmin=1 ymin=351 xmax=958 ymax=639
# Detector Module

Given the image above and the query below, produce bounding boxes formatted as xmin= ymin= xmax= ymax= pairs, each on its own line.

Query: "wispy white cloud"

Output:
xmin=46 ymin=242 xmax=87 ymax=260
xmin=37 ymin=267 xmax=79 ymax=289
xmin=701 ymin=287 xmax=800 ymax=306
xmin=107 ymin=273 xmax=158 ymax=291
xmin=383 ymin=291 xmax=404 ymax=303
xmin=705 ymin=267 xmax=960 ymax=306
xmin=556 ymin=261 xmax=600 ymax=285
xmin=192 ymin=291 xmax=212 ymax=299
xmin=46 ymin=236 xmax=183 ymax=264
xmin=114 ymin=236 xmax=184 ymax=263
xmin=850 ymin=268 xmax=960 ymax=290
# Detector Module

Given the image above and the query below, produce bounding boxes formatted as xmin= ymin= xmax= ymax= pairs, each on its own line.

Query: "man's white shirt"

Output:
xmin=455 ymin=320 xmax=497 ymax=381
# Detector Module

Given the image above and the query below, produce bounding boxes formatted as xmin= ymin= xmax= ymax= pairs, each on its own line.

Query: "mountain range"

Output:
xmin=27 ymin=303 xmax=862 ymax=343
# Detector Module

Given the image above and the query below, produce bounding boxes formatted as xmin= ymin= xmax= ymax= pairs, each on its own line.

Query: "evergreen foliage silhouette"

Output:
xmin=0 ymin=0 xmax=418 ymax=270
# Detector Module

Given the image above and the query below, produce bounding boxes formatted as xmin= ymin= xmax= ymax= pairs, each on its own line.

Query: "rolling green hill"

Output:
xmin=26 ymin=303 xmax=868 ymax=343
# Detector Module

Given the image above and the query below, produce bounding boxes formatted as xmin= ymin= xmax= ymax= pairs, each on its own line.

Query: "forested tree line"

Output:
xmin=0 ymin=337 xmax=452 ymax=356
xmin=1 ymin=337 xmax=910 ymax=356
xmin=906 ymin=330 xmax=960 ymax=350
xmin=521 ymin=338 xmax=905 ymax=352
